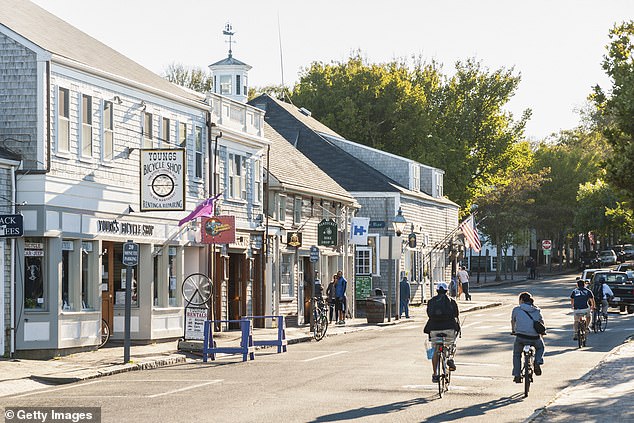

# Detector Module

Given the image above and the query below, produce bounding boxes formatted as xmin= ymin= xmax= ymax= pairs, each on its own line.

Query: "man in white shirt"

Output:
xmin=457 ymin=266 xmax=471 ymax=301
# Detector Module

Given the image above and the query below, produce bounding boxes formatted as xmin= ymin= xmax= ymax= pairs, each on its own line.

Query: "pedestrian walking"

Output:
xmin=525 ymin=257 xmax=536 ymax=280
xmin=326 ymin=274 xmax=337 ymax=323
xmin=335 ymin=270 xmax=348 ymax=324
xmin=457 ymin=266 xmax=471 ymax=301
xmin=399 ymin=275 xmax=411 ymax=318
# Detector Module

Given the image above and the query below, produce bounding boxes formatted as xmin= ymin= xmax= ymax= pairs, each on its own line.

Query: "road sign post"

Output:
xmin=122 ymin=240 xmax=138 ymax=363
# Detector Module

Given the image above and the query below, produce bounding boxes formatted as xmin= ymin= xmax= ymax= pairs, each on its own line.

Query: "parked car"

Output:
xmin=616 ymin=263 xmax=634 ymax=272
xmin=590 ymin=270 xmax=634 ymax=314
xmin=599 ymin=249 xmax=618 ymax=266
xmin=612 ymin=245 xmax=627 ymax=263
xmin=579 ymin=251 xmax=601 ymax=269
xmin=623 ymin=244 xmax=634 ymax=260
xmin=576 ymin=268 xmax=601 ymax=284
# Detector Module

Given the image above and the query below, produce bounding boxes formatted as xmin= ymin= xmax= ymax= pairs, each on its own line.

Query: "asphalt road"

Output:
xmin=3 ymin=273 xmax=633 ymax=423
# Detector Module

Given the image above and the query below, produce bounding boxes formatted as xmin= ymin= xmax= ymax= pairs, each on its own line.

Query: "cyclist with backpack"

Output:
xmin=591 ymin=275 xmax=613 ymax=327
xmin=511 ymin=292 xmax=545 ymax=383
xmin=423 ymin=282 xmax=460 ymax=383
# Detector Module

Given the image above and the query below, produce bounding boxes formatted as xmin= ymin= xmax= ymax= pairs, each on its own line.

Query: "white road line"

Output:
xmin=147 ymin=380 xmax=223 ymax=398
xmin=13 ymin=380 xmax=102 ymax=398
xmin=302 ymin=350 xmax=348 ymax=362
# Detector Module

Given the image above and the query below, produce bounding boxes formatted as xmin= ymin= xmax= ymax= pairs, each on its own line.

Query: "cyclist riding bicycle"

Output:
xmin=570 ymin=279 xmax=595 ymax=340
xmin=592 ymin=275 xmax=613 ymax=326
xmin=423 ymin=282 xmax=460 ymax=383
xmin=511 ymin=292 xmax=545 ymax=383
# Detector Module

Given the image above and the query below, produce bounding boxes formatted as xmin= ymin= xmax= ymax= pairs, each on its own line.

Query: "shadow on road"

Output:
xmin=424 ymin=393 xmax=525 ymax=422
xmin=307 ymin=396 xmax=434 ymax=422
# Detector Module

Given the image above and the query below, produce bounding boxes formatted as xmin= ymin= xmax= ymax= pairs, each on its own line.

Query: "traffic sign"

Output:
xmin=542 ymin=239 xmax=552 ymax=250
xmin=122 ymin=241 xmax=139 ymax=266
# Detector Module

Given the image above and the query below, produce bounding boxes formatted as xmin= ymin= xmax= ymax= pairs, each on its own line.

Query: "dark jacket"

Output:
xmin=400 ymin=278 xmax=411 ymax=300
xmin=423 ymin=293 xmax=460 ymax=334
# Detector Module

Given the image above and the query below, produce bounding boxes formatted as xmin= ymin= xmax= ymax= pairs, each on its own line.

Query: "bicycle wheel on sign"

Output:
xmin=182 ymin=273 xmax=212 ymax=306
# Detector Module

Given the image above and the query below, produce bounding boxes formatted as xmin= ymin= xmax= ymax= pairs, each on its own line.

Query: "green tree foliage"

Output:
xmin=592 ymin=21 xmax=634 ymax=204
xmin=474 ymin=142 xmax=548 ymax=280
xmin=163 ymin=62 xmax=213 ymax=93
xmin=575 ymin=179 xmax=623 ymax=246
xmin=289 ymin=53 xmax=530 ymax=209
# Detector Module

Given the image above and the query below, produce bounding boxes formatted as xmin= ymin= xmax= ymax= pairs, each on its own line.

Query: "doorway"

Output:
xmin=228 ymin=253 xmax=246 ymax=329
xmin=101 ymin=241 xmax=138 ymax=336
xmin=302 ymin=257 xmax=314 ymax=325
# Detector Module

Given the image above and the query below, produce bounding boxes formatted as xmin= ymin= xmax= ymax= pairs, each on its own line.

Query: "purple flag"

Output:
xmin=178 ymin=194 xmax=221 ymax=226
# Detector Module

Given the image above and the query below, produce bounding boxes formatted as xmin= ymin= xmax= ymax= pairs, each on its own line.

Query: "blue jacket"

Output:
xmin=335 ymin=276 xmax=347 ymax=298
xmin=400 ymin=279 xmax=411 ymax=300
xmin=511 ymin=303 xmax=543 ymax=337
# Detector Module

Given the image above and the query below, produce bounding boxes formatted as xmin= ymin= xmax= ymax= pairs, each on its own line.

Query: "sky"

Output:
xmin=31 ymin=0 xmax=634 ymax=140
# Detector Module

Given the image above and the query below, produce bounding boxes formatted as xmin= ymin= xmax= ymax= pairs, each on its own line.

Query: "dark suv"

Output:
xmin=579 ymin=250 xmax=600 ymax=269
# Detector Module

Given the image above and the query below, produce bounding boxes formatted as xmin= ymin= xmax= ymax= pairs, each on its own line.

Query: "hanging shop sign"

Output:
xmin=202 ymin=216 xmax=236 ymax=244
xmin=287 ymin=232 xmax=302 ymax=248
xmin=0 ymin=214 xmax=23 ymax=238
xmin=317 ymin=219 xmax=338 ymax=247
xmin=140 ymin=148 xmax=186 ymax=211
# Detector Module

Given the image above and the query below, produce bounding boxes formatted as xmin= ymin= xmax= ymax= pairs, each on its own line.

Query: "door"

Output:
xmin=228 ymin=253 xmax=246 ymax=329
xmin=302 ymin=258 xmax=313 ymax=325
xmin=101 ymin=241 xmax=114 ymax=331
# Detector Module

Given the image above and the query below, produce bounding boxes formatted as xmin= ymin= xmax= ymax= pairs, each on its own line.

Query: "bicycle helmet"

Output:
xmin=436 ymin=282 xmax=448 ymax=292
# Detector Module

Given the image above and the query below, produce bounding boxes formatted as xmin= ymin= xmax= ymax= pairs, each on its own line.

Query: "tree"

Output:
xmin=163 ymin=62 xmax=212 ymax=93
xmin=474 ymin=142 xmax=548 ymax=281
xmin=575 ymin=179 xmax=628 ymax=247
xmin=290 ymin=53 xmax=530 ymax=209
xmin=592 ymin=21 xmax=634 ymax=204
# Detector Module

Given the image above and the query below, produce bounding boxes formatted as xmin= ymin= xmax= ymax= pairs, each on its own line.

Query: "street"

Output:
xmin=2 ymin=273 xmax=633 ymax=423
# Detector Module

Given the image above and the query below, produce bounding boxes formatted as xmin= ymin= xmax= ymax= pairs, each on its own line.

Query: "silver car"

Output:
xmin=599 ymin=249 xmax=618 ymax=266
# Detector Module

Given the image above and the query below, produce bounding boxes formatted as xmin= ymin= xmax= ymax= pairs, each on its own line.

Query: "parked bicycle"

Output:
xmin=99 ymin=319 xmax=110 ymax=348
xmin=592 ymin=306 xmax=608 ymax=333
xmin=520 ymin=344 xmax=535 ymax=398
xmin=432 ymin=332 xmax=456 ymax=398
xmin=312 ymin=297 xmax=329 ymax=341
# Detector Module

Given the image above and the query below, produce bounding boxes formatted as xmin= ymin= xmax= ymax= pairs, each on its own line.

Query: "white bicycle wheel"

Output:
xmin=182 ymin=273 xmax=212 ymax=306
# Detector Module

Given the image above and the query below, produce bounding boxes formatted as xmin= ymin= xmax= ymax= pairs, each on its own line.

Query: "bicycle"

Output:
xmin=574 ymin=312 xmax=588 ymax=348
xmin=312 ymin=297 xmax=329 ymax=341
xmin=592 ymin=305 xmax=608 ymax=333
xmin=99 ymin=319 xmax=110 ymax=348
xmin=432 ymin=332 xmax=456 ymax=398
xmin=520 ymin=344 xmax=535 ymax=398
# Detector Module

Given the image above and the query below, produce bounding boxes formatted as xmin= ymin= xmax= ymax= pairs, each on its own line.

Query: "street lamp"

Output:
xmin=388 ymin=207 xmax=407 ymax=322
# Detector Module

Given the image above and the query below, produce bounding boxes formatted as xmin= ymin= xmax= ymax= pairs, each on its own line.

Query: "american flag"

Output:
xmin=460 ymin=215 xmax=481 ymax=252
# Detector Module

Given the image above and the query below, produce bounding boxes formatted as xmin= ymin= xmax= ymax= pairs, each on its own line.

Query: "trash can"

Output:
xmin=366 ymin=290 xmax=386 ymax=324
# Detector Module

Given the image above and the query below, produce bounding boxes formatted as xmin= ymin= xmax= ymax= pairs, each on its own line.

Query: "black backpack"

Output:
xmin=428 ymin=295 xmax=454 ymax=319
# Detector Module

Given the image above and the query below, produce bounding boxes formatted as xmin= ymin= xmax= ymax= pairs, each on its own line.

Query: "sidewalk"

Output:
xmin=527 ymin=336 xmax=634 ymax=423
xmin=0 ymin=298 xmax=499 ymax=398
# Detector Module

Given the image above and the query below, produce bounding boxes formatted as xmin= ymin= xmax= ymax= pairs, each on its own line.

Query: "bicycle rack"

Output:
xmin=202 ymin=319 xmax=255 ymax=362
xmin=242 ymin=315 xmax=287 ymax=353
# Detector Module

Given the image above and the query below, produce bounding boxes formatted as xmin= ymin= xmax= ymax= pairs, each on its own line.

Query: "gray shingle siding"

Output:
xmin=0 ymin=33 xmax=38 ymax=169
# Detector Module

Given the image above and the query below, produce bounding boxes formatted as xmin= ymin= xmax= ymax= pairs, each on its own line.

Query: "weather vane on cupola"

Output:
xmin=223 ymin=23 xmax=236 ymax=58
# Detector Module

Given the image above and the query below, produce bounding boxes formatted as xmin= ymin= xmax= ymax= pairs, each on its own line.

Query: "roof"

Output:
xmin=0 ymin=145 xmax=21 ymax=162
xmin=264 ymin=123 xmax=354 ymax=203
xmin=209 ymin=55 xmax=252 ymax=69
xmin=250 ymin=94 xmax=402 ymax=193
xmin=0 ymin=0 xmax=203 ymax=103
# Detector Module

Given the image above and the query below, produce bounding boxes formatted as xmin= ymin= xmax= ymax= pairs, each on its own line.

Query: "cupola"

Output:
xmin=208 ymin=23 xmax=252 ymax=103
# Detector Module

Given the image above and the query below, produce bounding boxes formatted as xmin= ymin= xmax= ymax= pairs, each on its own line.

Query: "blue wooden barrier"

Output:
xmin=202 ymin=319 xmax=255 ymax=362
xmin=242 ymin=315 xmax=287 ymax=353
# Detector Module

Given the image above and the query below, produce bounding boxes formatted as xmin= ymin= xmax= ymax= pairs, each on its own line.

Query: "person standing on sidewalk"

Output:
xmin=457 ymin=266 xmax=471 ymax=301
xmin=399 ymin=275 xmax=411 ymax=318
xmin=326 ymin=274 xmax=337 ymax=323
xmin=511 ymin=292 xmax=545 ymax=383
xmin=335 ymin=270 xmax=348 ymax=324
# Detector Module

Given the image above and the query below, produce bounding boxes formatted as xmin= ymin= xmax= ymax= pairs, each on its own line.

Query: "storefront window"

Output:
xmin=61 ymin=248 xmax=70 ymax=310
xmin=81 ymin=242 xmax=94 ymax=309
xmin=281 ymin=253 xmax=294 ymax=298
xmin=153 ymin=252 xmax=160 ymax=306
xmin=168 ymin=247 xmax=177 ymax=306
xmin=114 ymin=243 xmax=138 ymax=307
xmin=24 ymin=239 xmax=45 ymax=310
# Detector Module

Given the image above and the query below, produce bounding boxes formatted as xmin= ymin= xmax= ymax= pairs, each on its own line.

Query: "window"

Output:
xmin=168 ymin=247 xmax=177 ymax=306
xmin=253 ymin=159 xmax=262 ymax=203
xmin=435 ymin=172 xmax=443 ymax=197
xmin=24 ymin=239 xmax=45 ymax=310
xmin=61 ymin=241 xmax=71 ymax=310
xmin=178 ymin=122 xmax=187 ymax=147
xmin=162 ymin=117 xmax=170 ymax=147
xmin=57 ymin=87 xmax=70 ymax=152
xmin=294 ymin=197 xmax=302 ymax=225
xmin=355 ymin=248 xmax=372 ymax=275
xmin=278 ymin=195 xmax=287 ymax=222
xmin=143 ymin=112 xmax=153 ymax=148
xmin=113 ymin=243 xmax=138 ymax=307
xmin=236 ymin=75 xmax=241 ymax=96
xmin=81 ymin=242 xmax=94 ymax=309
xmin=412 ymin=165 xmax=420 ymax=192
xmin=228 ymin=153 xmax=247 ymax=200
xmin=281 ymin=253 xmax=294 ymax=298
xmin=220 ymin=75 xmax=232 ymax=95
xmin=103 ymin=101 xmax=114 ymax=161
xmin=195 ymin=126 xmax=203 ymax=179
xmin=243 ymin=76 xmax=247 ymax=97
xmin=81 ymin=94 xmax=93 ymax=157
xmin=153 ymin=250 xmax=160 ymax=306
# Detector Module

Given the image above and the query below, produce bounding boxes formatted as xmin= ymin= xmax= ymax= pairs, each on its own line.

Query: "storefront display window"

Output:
xmin=24 ymin=239 xmax=45 ymax=310
xmin=81 ymin=241 xmax=94 ymax=309
xmin=114 ymin=243 xmax=138 ymax=307
xmin=168 ymin=247 xmax=177 ymax=306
